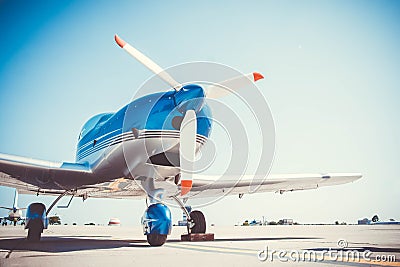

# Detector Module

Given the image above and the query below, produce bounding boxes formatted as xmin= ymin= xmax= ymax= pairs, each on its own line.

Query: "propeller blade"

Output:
xmin=180 ymin=110 xmax=197 ymax=196
xmin=205 ymin=72 xmax=264 ymax=99
xmin=115 ymin=34 xmax=182 ymax=90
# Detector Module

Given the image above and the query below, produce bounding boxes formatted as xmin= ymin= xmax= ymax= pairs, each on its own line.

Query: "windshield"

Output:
xmin=78 ymin=113 xmax=113 ymax=140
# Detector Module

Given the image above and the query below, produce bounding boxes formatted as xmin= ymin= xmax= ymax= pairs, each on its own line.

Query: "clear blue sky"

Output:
xmin=1 ymin=0 xmax=399 ymax=226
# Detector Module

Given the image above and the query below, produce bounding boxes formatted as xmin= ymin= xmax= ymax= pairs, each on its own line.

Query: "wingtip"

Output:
xmin=114 ymin=34 xmax=126 ymax=48
xmin=253 ymin=72 xmax=264 ymax=82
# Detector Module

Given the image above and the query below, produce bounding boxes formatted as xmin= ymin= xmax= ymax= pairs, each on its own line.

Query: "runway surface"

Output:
xmin=0 ymin=224 xmax=399 ymax=266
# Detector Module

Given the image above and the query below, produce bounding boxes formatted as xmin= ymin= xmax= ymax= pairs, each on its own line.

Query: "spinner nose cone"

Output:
xmin=174 ymin=84 xmax=205 ymax=113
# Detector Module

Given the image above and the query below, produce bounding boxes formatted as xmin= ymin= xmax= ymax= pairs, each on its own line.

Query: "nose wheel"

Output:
xmin=147 ymin=234 xmax=167 ymax=246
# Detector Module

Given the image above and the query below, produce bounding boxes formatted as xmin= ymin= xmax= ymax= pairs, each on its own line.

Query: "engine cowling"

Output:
xmin=141 ymin=203 xmax=172 ymax=235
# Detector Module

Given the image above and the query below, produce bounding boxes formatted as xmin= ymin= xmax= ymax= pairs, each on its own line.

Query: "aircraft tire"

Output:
xmin=27 ymin=220 xmax=42 ymax=242
xmin=190 ymin=210 xmax=206 ymax=233
xmin=147 ymin=234 xmax=167 ymax=246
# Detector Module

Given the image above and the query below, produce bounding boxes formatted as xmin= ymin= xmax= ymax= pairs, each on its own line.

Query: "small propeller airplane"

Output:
xmin=0 ymin=189 xmax=26 ymax=226
xmin=0 ymin=34 xmax=361 ymax=245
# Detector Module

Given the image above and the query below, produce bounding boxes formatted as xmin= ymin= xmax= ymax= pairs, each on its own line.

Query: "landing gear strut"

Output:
xmin=171 ymin=196 xmax=213 ymax=241
xmin=171 ymin=196 xmax=206 ymax=234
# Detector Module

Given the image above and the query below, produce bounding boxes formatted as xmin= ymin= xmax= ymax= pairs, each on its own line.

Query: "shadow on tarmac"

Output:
xmin=0 ymin=236 xmax=320 ymax=253
xmin=0 ymin=237 xmax=149 ymax=255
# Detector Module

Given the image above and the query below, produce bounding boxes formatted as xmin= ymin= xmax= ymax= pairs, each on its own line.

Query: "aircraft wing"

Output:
xmin=0 ymin=207 xmax=13 ymax=211
xmin=0 ymin=153 xmax=361 ymax=200
xmin=186 ymin=173 xmax=362 ymax=198
xmin=0 ymin=153 xmax=147 ymax=199
xmin=0 ymin=153 xmax=95 ymax=195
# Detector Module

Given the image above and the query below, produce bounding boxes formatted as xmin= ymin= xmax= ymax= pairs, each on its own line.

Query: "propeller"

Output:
xmin=114 ymin=34 xmax=263 ymax=97
xmin=115 ymin=34 xmax=264 ymax=196
xmin=115 ymin=34 xmax=182 ymax=90
xmin=205 ymin=72 xmax=264 ymax=99
xmin=179 ymin=110 xmax=197 ymax=196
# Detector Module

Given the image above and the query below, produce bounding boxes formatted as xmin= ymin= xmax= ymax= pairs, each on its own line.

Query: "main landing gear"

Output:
xmin=189 ymin=210 xmax=206 ymax=234
xmin=27 ymin=216 xmax=43 ymax=242
xmin=171 ymin=196 xmax=206 ymax=235
xmin=25 ymin=190 xmax=74 ymax=242
xmin=25 ymin=203 xmax=46 ymax=242
xmin=173 ymin=196 xmax=213 ymax=241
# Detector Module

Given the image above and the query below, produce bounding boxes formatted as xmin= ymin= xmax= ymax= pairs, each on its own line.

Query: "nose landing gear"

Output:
xmin=142 ymin=202 xmax=172 ymax=247
xmin=147 ymin=233 xmax=167 ymax=247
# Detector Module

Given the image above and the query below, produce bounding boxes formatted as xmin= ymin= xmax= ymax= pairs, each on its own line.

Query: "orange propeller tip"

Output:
xmin=115 ymin=34 xmax=126 ymax=48
xmin=181 ymin=187 xmax=191 ymax=196
xmin=253 ymin=72 xmax=264 ymax=82
xmin=180 ymin=180 xmax=193 ymax=196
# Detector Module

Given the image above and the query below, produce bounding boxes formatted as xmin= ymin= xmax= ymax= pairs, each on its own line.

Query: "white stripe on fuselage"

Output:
xmin=77 ymin=129 xmax=120 ymax=153
xmin=77 ymin=131 xmax=206 ymax=186
xmin=76 ymin=130 xmax=207 ymax=162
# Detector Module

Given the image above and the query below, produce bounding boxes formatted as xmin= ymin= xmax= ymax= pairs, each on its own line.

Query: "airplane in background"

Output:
xmin=0 ymin=189 xmax=25 ymax=226
xmin=0 ymin=34 xmax=361 ymax=245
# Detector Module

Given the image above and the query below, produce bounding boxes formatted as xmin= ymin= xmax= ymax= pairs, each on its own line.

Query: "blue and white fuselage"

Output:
xmin=73 ymin=84 xmax=211 ymax=197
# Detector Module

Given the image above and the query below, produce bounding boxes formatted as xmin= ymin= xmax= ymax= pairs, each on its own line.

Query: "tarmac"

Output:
xmin=0 ymin=224 xmax=399 ymax=267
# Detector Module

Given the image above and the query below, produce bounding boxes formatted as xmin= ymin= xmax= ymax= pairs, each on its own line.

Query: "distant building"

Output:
xmin=358 ymin=218 xmax=370 ymax=225
xmin=280 ymin=219 xmax=293 ymax=225
xmin=372 ymin=221 xmax=400 ymax=225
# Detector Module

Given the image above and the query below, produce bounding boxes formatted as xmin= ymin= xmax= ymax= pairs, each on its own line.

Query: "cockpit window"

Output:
xmin=78 ymin=113 xmax=113 ymax=140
